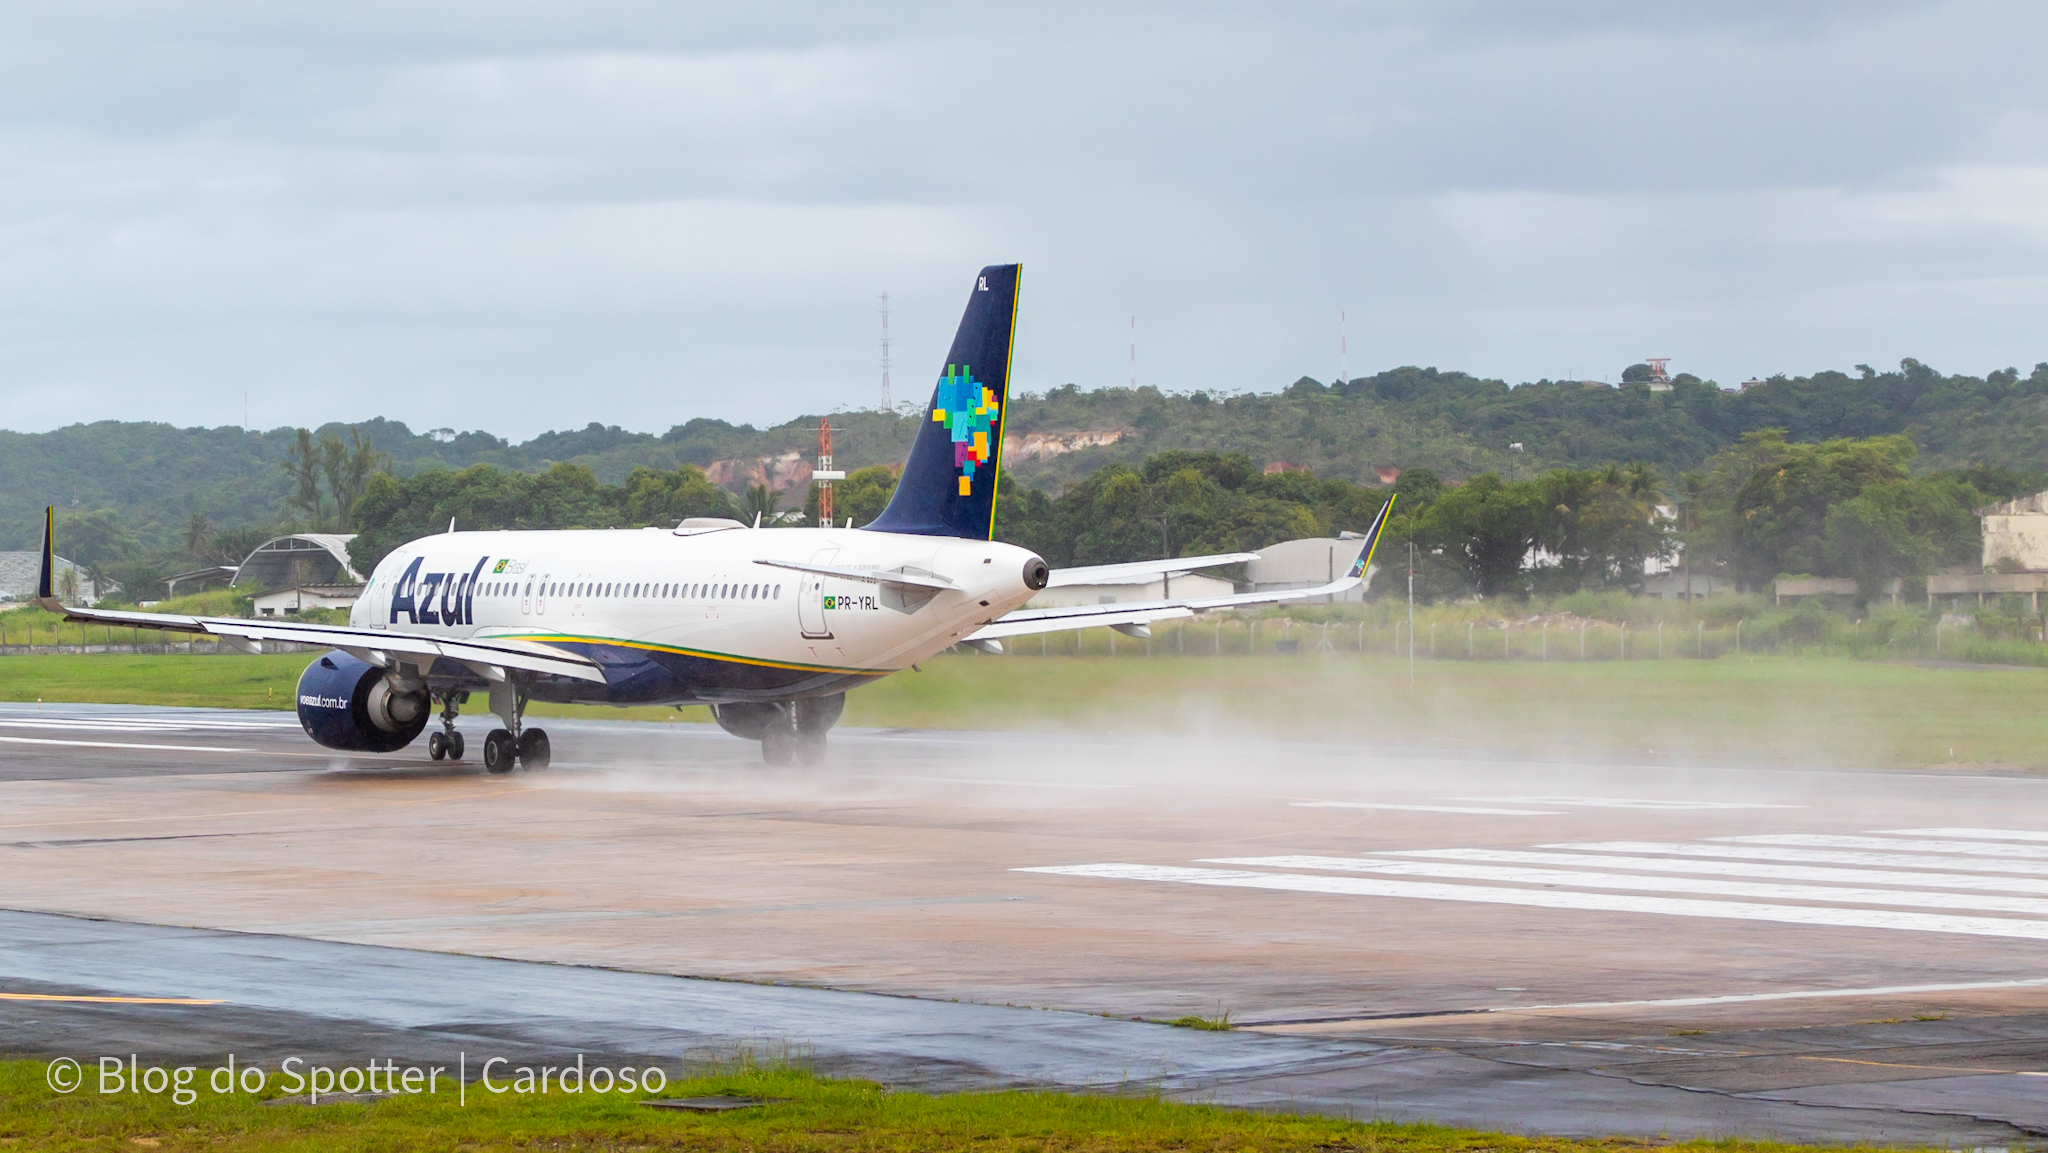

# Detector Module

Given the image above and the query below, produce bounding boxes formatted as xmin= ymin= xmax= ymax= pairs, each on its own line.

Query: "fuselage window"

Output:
xmin=773 ymin=584 xmax=780 ymax=599
xmin=635 ymin=583 xmax=642 ymax=597
xmin=750 ymin=583 xmax=758 ymax=599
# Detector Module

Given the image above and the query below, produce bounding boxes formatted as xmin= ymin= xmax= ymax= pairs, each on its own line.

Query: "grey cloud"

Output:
xmin=0 ymin=1 xmax=2044 ymax=438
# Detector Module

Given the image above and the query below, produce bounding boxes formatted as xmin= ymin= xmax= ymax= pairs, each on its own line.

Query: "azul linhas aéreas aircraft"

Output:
xmin=34 ymin=265 xmax=1391 ymax=772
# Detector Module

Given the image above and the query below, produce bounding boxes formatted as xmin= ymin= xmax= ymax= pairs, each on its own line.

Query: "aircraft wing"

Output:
xmin=1045 ymin=552 xmax=1258 ymax=588
xmin=27 ymin=509 xmax=605 ymax=684
xmin=967 ymin=496 xmax=1395 ymax=643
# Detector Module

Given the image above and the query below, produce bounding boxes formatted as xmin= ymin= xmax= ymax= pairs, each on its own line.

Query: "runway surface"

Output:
xmin=6 ymin=701 xmax=2048 ymax=1141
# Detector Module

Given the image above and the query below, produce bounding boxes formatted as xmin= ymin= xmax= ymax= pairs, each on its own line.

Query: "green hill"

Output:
xmin=6 ymin=357 xmax=2047 ymax=555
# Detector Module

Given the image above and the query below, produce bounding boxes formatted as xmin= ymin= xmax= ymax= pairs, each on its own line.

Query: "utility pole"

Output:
xmin=1407 ymin=540 xmax=1416 ymax=690
xmin=879 ymin=292 xmax=892 ymax=412
xmin=1158 ymin=514 xmax=1172 ymax=598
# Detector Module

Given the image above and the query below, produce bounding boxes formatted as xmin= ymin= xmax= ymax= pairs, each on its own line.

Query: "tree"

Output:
xmin=282 ymin=429 xmax=326 ymax=523
xmin=183 ymin=513 xmax=212 ymax=559
xmin=1725 ymin=432 xmax=1915 ymax=586
xmin=623 ymin=466 xmax=737 ymax=526
xmin=1391 ymin=468 xmax=1444 ymax=510
xmin=805 ymin=465 xmax=898 ymax=528
xmin=740 ymin=484 xmax=782 ymax=526
xmin=330 ymin=427 xmax=391 ymax=528
xmin=1532 ymin=463 xmax=1668 ymax=593
xmin=1421 ymin=474 xmax=1543 ymax=596
xmin=57 ymin=508 xmax=141 ymax=589
xmin=1823 ymin=475 xmax=1982 ymax=602
xmin=347 ymin=462 xmax=623 ymax=573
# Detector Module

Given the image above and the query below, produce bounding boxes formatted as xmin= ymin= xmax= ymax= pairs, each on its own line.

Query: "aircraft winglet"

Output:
xmin=34 ymin=505 xmax=61 ymax=612
xmin=1349 ymin=493 xmax=1395 ymax=579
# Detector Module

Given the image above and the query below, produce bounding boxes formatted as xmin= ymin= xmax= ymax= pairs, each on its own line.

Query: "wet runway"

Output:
xmin=6 ymin=701 xmax=2048 ymax=1141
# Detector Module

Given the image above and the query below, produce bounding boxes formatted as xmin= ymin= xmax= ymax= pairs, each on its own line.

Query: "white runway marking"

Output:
xmin=1457 ymin=795 xmax=1802 ymax=811
xmin=1557 ymin=841 xmax=2048 ymax=877
xmin=1522 ymin=976 xmax=2048 ymax=1012
xmin=1202 ymin=855 xmax=2048 ymax=917
xmin=0 ymin=718 xmax=295 ymax=733
xmin=0 ymin=736 xmax=252 ymax=753
xmin=1016 ymin=864 xmax=2048 ymax=939
xmin=1718 ymin=834 xmax=2048 ymax=860
xmin=1291 ymin=801 xmax=1561 ymax=816
xmin=1879 ymin=828 xmax=2048 ymax=843
xmin=1382 ymin=848 xmax=2048 ymax=896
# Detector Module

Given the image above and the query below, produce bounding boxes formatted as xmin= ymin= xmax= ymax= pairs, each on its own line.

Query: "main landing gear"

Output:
xmin=433 ymin=683 xmax=550 ymax=773
xmin=481 ymin=728 xmax=548 ymax=773
xmin=711 ymin=694 xmax=844 ymax=765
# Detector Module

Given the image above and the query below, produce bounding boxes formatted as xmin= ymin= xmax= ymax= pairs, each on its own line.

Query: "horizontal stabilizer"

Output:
xmin=1046 ymin=552 xmax=1258 ymax=588
xmin=969 ymin=495 xmax=1396 ymax=643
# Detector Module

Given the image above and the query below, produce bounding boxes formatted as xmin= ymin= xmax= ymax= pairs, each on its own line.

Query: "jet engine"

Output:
xmin=295 ymin=650 xmax=431 ymax=753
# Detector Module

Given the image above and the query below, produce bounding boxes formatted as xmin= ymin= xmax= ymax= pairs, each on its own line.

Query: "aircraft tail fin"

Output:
xmin=864 ymin=264 xmax=1021 ymax=540
xmin=34 ymin=506 xmax=61 ymax=611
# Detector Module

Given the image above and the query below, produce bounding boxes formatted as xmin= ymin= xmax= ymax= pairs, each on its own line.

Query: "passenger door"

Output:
xmin=799 ymin=548 xmax=836 ymax=639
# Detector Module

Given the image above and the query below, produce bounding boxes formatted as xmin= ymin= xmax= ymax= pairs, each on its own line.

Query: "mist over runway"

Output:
xmin=7 ymin=702 xmax=2048 ymax=1141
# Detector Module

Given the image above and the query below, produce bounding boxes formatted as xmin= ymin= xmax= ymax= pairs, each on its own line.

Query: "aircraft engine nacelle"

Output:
xmin=296 ymin=650 xmax=431 ymax=753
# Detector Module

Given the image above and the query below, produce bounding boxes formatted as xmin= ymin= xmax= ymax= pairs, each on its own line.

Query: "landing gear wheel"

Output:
xmin=446 ymin=731 xmax=465 ymax=760
xmin=518 ymin=728 xmax=551 ymax=770
xmin=761 ymin=725 xmax=796 ymax=764
xmin=428 ymin=731 xmax=448 ymax=761
xmin=483 ymin=729 xmax=516 ymax=773
xmin=795 ymin=731 xmax=827 ymax=765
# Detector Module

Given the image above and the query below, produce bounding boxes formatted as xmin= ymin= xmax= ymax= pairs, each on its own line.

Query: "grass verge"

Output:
xmin=0 ymin=1058 xmax=1898 ymax=1152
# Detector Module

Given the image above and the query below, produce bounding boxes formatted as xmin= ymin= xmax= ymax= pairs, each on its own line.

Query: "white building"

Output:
xmin=0 ymin=551 xmax=115 ymax=605
xmin=251 ymin=584 xmax=364 ymax=617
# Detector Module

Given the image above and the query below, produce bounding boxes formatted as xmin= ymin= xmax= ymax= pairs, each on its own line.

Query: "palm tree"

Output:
xmin=183 ymin=513 xmax=212 ymax=559
xmin=740 ymin=484 xmax=782 ymax=526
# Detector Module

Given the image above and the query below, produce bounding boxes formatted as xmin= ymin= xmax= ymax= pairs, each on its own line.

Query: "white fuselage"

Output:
xmin=347 ymin=523 xmax=1041 ymax=702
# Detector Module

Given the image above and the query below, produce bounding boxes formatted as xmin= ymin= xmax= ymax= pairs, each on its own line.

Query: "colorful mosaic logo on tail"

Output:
xmin=932 ymin=364 xmax=999 ymax=496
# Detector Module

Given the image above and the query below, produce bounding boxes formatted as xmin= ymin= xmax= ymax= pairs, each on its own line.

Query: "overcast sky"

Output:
xmin=1 ymin=1 xmax=2044 ymax=439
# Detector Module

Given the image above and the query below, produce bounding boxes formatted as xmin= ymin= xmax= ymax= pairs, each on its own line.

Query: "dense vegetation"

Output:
xmin=10 ymin=356 xmax=2048 ymax=604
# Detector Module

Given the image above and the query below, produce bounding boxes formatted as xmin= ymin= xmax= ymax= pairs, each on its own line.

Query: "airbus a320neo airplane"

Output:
xmin=34 ymin=265 xmax=1391 ymax=771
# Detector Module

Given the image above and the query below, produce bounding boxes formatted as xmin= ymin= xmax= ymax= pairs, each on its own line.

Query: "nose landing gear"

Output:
xmin=427 ymin=692 xmax=467 ymax=761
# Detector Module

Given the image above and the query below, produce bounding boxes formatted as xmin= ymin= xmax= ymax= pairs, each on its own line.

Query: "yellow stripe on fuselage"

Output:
xmin=495 ymin=633 xmax=889 ymax=677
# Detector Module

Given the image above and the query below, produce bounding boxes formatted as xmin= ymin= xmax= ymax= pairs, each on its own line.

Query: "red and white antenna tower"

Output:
xmin=814 ymin=418 xmax=844 ymax=528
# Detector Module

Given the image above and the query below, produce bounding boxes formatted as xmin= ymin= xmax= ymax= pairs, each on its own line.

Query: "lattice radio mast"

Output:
xmin=879 ymin=292 xmax=892 ymax=412
xmin=1340 ymin=310 xmax=1348 ymax=387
